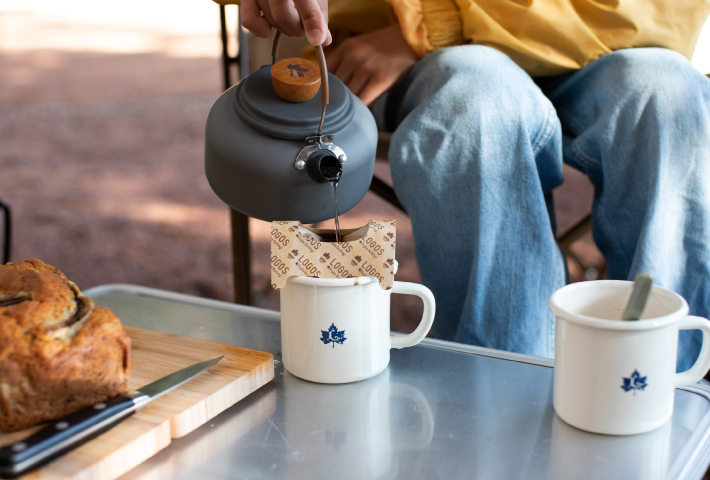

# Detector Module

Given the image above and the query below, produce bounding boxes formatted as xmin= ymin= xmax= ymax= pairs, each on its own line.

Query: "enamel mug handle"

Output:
xmin=675 ymin=315 xmax=710 ymax=387
xmin=390 ymin=281 xmax=436 ymax=349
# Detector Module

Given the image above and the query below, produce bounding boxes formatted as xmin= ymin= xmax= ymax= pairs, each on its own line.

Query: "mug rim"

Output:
xmin=548 ymin=280 xmax=689 ymax=331
xmin=286 ymin=275 xmax=379 ymax=287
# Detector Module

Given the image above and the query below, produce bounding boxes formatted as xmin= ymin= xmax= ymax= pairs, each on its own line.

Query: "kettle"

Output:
xmin=204 ymin=32 xmax=378 ymax=224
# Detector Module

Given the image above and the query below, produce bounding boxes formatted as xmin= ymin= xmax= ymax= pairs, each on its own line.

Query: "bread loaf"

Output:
xmin=0 ymin=259 xmax=131 ymax=432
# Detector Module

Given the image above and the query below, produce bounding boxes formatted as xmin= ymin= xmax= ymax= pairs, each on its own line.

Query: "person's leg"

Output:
xmin=387 ymin=45 xmax=565 ymax=358
xmin=539 ymin=48 xmax=710 ymax=370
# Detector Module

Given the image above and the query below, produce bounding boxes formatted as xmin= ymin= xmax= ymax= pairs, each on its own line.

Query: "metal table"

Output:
xmin=84 ymin=284 xmax=710 ymax=480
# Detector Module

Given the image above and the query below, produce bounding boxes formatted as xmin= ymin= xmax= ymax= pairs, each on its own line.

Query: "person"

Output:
xmin=242 ymin=0 xmax=710 ymax=370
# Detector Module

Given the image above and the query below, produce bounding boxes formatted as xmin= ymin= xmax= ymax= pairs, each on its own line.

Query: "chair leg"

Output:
xmin=219 ymin=5 xmax=232 ymax=90
xmin=369 ymin=176 xmax=406 ymax=213
xmin=221 ymin=5 xmax=252 ymax=305
xmin=0 ymin=200 xmax=10 ymax=265
xmin=230 ymin=209 xmax=251 ymax=305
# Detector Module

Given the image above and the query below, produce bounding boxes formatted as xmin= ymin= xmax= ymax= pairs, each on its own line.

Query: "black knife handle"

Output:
xmin=0 ymin=394 xmax=143 ymax=477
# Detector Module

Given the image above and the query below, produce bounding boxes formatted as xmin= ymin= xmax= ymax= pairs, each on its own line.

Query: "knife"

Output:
xmin=0 ymin=355 xmax=223 ymax=477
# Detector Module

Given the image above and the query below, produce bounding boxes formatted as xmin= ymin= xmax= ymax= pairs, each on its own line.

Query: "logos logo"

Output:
xmin=320 ymin=323 xmax=346 ymax=348
xmin=286 ymin=63 xmax=310 ymax=78
xmin=351 ymin=255 xmax=362 ymax=267
xmin=621 ymin=369 xmax=648 ymax=394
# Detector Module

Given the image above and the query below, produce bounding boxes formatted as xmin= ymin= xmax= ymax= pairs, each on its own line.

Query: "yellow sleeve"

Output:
xmin=386 ymin=0 xmax=462 ymax=57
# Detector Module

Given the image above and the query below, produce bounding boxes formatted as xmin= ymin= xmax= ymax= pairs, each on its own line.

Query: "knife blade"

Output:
xmin=0 ymin=355 xmax=223 ymax=477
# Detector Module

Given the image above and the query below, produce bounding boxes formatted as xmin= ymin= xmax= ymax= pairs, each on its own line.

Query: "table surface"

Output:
xmin=84 ymin=284 xmax=710 ymax=480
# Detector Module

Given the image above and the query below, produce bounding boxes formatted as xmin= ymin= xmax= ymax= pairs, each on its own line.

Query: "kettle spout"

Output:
xmin=307 ymin=151 xmax=343 ymax=184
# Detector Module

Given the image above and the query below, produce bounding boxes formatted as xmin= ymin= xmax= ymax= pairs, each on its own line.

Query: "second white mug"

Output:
xmin=549 ymin=280 xmax=710 ymax=435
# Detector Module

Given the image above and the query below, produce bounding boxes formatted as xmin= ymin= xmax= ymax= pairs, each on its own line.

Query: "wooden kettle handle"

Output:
xmin=270 ymin=30 xmax=329 ymax=106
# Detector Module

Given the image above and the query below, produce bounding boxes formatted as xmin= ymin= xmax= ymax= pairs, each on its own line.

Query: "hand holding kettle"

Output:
xmin=241 ymin=0 xmax=332 ymax=46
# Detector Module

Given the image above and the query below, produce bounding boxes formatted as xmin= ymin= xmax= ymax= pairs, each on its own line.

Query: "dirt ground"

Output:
xmin=0 ymin=47 xmax=603 ymax=334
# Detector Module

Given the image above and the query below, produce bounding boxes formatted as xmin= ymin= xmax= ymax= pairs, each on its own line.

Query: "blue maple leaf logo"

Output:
xmin=621 ymin=369 xmax=648 ymax=394
xmin=320 ymin=323 xmax=346 ymax=348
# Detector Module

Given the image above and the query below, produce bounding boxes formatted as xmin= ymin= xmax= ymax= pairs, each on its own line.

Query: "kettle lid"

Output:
xmin=233 ymin=65 xmax=356 ymax=141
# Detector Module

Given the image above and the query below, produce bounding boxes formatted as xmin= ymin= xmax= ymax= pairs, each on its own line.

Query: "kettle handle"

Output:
xmin=271 ymin=30 xmax=330 ymax=134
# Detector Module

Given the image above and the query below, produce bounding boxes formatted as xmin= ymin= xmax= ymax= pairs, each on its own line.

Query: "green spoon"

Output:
xmin=622 ymin=273 xmax=653 ymax=321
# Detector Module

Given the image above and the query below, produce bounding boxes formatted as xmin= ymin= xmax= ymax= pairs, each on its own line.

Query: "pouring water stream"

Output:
xmin=320 ymin=157 xmax=343 ymax=242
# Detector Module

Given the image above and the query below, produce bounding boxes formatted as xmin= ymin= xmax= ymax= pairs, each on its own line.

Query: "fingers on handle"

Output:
xmin=675 ymin=316 xmax=710 ymax=387
xmin=269 ymin=2 xmax=304 ymax=37
xmin=241 ymin=0 xmax=272 ymax=38
xmin=390 ymin=282 xmax=436 ymax=350
xmin=293 ymin=0 xmax=329 ymax=45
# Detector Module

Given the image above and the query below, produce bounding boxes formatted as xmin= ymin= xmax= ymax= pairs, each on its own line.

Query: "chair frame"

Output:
xmin=0 ymin=200 xmax=10 ymax=265
xmin=219 ymin=5 xmax=252 ymax=304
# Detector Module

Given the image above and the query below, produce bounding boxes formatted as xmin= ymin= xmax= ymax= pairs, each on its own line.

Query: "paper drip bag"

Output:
xmin=270 ymin=220 xmax=396 ymax=290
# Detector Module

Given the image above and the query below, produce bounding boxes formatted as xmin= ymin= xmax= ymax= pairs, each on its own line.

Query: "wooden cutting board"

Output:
xmin=0 ymin=326 xmax=274 ymax=480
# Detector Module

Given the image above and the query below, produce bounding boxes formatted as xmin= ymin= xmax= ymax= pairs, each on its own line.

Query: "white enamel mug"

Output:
xmin=549 ymin=280 xmax=710 ymax=435
xmin=280 ymin=276 xmax=436 ymax=383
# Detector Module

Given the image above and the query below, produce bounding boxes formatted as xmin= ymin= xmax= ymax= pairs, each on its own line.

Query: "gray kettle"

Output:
xmin=204 ymin=33 xmax=378 ymax=224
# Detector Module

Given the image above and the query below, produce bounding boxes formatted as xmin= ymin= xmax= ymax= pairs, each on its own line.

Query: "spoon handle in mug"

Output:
xmin=622 ymin=273 xmax=652 ymax=321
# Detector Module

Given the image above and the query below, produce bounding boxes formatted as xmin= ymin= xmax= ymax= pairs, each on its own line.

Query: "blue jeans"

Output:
xmin=382 ymin=46 xmax=710 ymax=369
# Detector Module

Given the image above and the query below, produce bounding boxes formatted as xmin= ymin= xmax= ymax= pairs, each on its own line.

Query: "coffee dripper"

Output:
xmin=205 ymin=31 xmax=378 ymax=224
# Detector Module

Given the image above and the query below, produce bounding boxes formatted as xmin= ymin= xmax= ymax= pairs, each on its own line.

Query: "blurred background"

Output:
xmin=0 ymin=1 xmax=708 ymax=332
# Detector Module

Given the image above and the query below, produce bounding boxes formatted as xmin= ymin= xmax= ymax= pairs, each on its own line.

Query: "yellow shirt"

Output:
xmin=213 ymin=0 xmax=710 ymax=77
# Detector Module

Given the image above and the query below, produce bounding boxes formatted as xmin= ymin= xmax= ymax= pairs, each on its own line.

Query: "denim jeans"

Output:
xmin=381 ymin=46 xmax=710 ymax=369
